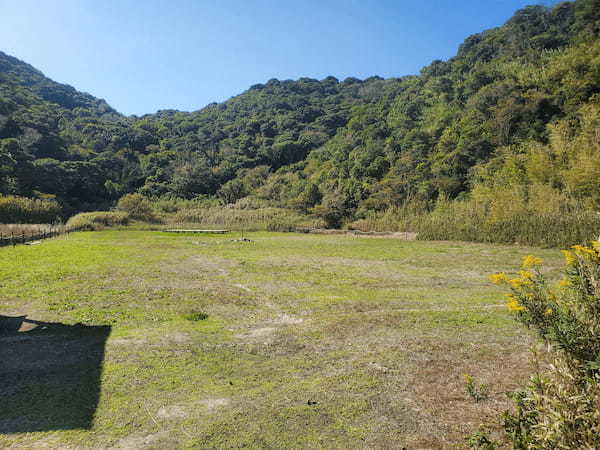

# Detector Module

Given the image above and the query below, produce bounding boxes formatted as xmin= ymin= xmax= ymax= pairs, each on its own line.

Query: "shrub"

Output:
xmin=467 ymin=431 xmax=498 ymax=450
xmin=0 ymin=196 xmax=62 ymax=224
xmin=116 ymin=193 xmax=156 ymax=222
xmin=183 ymin=312 xmax=208 ymax=321
xmin=491 ymin=244 xmax=600 ymax=448
xmin=66 ymin=211 xmax=129 ymax=231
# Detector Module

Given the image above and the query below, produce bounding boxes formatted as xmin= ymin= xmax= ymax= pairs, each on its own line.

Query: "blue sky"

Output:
xmin=1 ymin=0 xmax=556 ymax=116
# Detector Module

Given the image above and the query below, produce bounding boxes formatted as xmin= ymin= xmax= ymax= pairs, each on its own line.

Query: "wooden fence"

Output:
xmin=0 ymin=227 xmax=68 ymax=247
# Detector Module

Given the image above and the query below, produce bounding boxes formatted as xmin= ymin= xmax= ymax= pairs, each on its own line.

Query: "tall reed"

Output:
xmin=0 ymin=196 xmax=62 ymax=224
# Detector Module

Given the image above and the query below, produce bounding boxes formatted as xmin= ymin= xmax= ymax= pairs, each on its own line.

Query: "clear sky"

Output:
xmin=1 ymin=0 xmax=557 ymax=116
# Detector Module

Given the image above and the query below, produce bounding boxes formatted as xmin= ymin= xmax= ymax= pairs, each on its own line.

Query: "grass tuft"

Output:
xmin=183 ymin=312 xmax=209 ymax=321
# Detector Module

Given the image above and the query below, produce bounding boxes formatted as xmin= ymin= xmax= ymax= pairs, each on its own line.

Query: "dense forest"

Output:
xmin=1 ymin=0 xmax=599 ymax=230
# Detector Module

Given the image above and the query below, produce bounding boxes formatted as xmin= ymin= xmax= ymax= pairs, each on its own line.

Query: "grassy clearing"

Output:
xmin=0 ymin=231 xmax=563 ymax=448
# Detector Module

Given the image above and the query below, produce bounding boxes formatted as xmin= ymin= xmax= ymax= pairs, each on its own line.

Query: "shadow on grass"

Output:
xmin=0 ymin=315 xmax=111 ymax=433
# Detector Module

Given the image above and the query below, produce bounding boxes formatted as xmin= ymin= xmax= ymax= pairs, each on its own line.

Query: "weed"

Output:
xmin=183 ymin=312 xmax=209 ymax=321
xmin=464 ymin=374 xmax=489 ymax=402
xmin=467 ymin=430 xmax=498 ymax=450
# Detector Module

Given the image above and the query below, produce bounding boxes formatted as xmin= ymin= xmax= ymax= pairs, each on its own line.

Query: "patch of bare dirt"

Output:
xmin=161 ymin=332 xmax=191 ymax=345
xmin=276 ymin=313 xmax=304 ymax=325
xmin=234 ymin=312 xmax=304 ymax=341
xmin=233 ymin=283 xmax=252 ymax=292
xmin=156 ymin=405 xmax=187 ymax=420
xmin=109 ymin=432 xmax=169 ymax=450
xmin=236 ymin=327 xmax=277 ymax=339
xmin=108 ymin=337 xmax=148 ymax=347
xmin=201 ymin=397 xmax=230 ymax=411
xmin=155 ymin=397 xmax=231 ymax=422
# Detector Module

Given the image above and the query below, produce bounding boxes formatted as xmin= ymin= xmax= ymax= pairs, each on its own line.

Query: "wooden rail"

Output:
xmin=0 ymin=227 xmax=67 ymax=247
xmin=163 ymin=229 xmax=230 ymax=234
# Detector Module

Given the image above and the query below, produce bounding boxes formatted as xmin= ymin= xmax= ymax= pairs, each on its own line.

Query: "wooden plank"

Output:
xmin=163 ymin=229 xmax=230 ymax=234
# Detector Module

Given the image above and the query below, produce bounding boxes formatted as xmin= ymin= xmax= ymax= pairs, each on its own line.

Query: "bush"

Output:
xmin=0 ymin=196 xmax=62 ymax=224
xmin=66 ymin=211 xmax=129 ymax=231
xmin=116 ymin=193 xmax=156 ymax=222
xmin=491 ymin=244 xmax=600 ymax=448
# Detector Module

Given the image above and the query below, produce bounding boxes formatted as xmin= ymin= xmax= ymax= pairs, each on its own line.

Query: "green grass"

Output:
xmin=0 ymin=231 xmax=564 ymax=448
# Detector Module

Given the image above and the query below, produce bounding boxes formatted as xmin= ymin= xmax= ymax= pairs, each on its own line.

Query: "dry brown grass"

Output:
xmin=0 ymin=223 xmax=57 ymax=235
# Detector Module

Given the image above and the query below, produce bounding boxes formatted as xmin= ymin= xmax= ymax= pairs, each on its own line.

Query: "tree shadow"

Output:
xmin=0 ymin=315 xmax=111 ymax=433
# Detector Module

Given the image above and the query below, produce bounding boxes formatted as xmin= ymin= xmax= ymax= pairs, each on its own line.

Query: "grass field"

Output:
xmin=0 ymin=231 xmax=563 ymax=448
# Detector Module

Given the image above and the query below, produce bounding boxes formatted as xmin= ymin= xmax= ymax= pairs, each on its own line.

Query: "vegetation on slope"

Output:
xmin=1 ymin=0 xmax=599 ymax=246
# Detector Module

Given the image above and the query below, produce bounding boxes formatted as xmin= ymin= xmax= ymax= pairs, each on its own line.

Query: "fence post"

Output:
xmin=22 ymin=232 xmax=25 ymax=245
xmin=11 ymin=232 xmax=15 ymax=247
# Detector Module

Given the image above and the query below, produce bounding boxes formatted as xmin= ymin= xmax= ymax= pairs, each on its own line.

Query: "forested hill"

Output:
xmin=0 ymin=49 xmax=402 ymax=212
xmin=1 ymin=0 xmax=599 ymax=220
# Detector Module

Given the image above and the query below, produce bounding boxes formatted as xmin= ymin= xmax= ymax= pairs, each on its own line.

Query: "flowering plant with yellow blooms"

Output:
xmin=490 ymin=242 xmax=600 ymax=448
xmin=489 ymin=254 xmax=545 ymax=316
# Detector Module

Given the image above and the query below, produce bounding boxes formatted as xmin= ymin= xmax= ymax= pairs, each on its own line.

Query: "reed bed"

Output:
xmin=0 ymin=224 xmax=59 ymax=235
xmin=351 ymin=200 xmax=600 ymax=248
xmin=0 ymin=196 xmax=62 ymax=224
xmin=66 ymin=211 xmax=130 ymax=231
xmin=170 ymin=207 xmax=324 ymax=231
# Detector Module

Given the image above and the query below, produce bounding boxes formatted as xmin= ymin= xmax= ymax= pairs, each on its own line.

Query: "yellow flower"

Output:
xmin=544 ymin=307 xmax=554 ymax=315
xmin=509 ymin=278 xmax=529 ymax=288
xmin=522 ymin=255 xmax=543 ymax=268
xmin=592 ymin=241 xmax=600 ymax=251
xmin=558 ymin=279 xmax=571 ymax=288
xmin=519 ymin=270 xmax=533 ymax=279
xmin=571 ymin=244 xmax=597 ymax=257
xmin=506 ymin=297 xmax=526 ymax=312
xmin=489 ymin=272 xmax=509 ymax=285
xmin=562 ymin=250 xmax=576 ymax=266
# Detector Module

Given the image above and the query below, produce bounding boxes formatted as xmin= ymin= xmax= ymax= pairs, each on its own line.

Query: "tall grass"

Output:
xmin=411 ymin=200 xmax=600 ymax=248
xmin=0 ymin=224 xmax=60 ymax=235
xmin=348 ymin=203 xmax=429 ymax=233
xmin=171 ymin=207 xmax=324 ymax=231
xmin=66 ymin=211 xmax=130 ymax=231
xmin=150 ymin=196 xmax=220 ymax=214
xmin=349 ymin=190 xmax=600 ymax=248
xmin=0 ymin=196 xmax=62 ymax=224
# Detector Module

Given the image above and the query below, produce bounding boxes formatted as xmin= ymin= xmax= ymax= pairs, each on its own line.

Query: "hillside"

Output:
xmin=0 ymin=0 xmax=599 ymax=222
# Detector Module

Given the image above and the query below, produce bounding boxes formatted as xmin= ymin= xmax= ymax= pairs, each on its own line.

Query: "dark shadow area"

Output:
xmin=0 ymin=315 xmax=111 ymax=433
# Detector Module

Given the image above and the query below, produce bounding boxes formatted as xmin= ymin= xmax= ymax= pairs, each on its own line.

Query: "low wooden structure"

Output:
xmin=163 ymin=229 xmax=230 ymax=234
